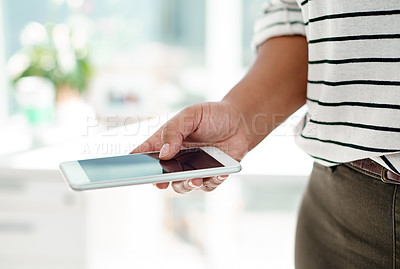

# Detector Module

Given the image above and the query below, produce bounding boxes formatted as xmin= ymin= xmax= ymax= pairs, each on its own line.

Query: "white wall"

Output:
xmin=206 ymin=0 xmax=243 ymax=100
xmin=0 ymin=1 xmax=7 ymax=123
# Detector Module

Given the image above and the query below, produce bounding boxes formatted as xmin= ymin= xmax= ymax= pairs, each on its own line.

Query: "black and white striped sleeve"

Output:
xmin=251 ymin=0 xmax=306 ymax=50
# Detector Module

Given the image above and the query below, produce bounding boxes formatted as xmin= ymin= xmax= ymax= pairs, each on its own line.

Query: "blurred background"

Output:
xmin=0 ymin=0 xmax=313 ymax=268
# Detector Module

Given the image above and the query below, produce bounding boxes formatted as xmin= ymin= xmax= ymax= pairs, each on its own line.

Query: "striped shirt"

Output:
xmin=252 ymin=0 xmax=400 ymax=173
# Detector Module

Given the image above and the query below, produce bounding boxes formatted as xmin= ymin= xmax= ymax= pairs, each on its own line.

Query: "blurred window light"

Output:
xmin=3 ymin=0 xmax=208 ymax=117
xmin=4 ymin=0 xmax=206 ymax=65
xmin=52 ymin=0 xmax=65 ymax=5
xmin=2 ymin=0 xmax=265 ymax=117
xmin=67 ymin=0 xmax=85 ymax=9
xmin=242 ymin=0 xmax=265 ymax=67
xmin=19 ymin=22 xmax=48 ymax=47
xmin=0 ymin=1 xmax=6 ymax=123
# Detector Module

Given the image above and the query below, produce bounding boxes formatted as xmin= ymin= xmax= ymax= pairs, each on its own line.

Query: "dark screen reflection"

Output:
xmin=147 ymin=148 xmax=224 ymax=173
xmin=79 ymin=148 xmax=224 ymax=182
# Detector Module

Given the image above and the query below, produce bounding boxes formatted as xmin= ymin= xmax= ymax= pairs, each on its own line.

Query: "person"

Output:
xmin=132 ymin=0 xmax=400 ymax=267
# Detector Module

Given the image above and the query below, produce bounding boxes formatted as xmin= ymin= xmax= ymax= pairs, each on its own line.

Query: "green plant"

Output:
xmin=9 ymin=22 xmax=92 ymax=94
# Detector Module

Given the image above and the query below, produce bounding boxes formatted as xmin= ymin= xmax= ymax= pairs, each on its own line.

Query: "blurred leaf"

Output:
xmin=11 ymin=22 xmax=92 ymax=95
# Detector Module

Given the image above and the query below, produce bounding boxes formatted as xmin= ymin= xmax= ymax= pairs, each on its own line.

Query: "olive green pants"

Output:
xmin=295 ymin=162 xmax=400 ymax=269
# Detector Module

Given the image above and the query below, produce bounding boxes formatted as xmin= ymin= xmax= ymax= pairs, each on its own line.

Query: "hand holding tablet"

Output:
xmin=60 ymin=147 xmax=241 ymax=191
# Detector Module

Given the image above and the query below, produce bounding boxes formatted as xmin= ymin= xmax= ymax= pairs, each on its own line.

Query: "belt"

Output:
xmin=347 ymin=158 xmax=400 ymax=185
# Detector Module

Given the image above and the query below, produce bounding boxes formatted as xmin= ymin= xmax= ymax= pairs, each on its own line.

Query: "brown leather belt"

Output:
xmin=347 ymin=158 xmax=400 ymax=185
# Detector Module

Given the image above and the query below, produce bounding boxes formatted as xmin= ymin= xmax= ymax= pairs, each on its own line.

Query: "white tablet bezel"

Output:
xmin=59 ymin=146 xmax=241 ymax=191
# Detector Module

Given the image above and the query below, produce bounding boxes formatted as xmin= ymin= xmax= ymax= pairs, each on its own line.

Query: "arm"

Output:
xmin=132 ymin=0 xmax=308 ymax=193
xmin=132 ymin=36 xmax=308 ymax=193
xmin=223 ymin=35 xmax=308 ymax=151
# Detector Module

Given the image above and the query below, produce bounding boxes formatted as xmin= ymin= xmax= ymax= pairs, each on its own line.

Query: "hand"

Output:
xmin=131 ymin=37 xmax=308 ymax=193
xmin=131 ymin=101 xmax=250 ymax=194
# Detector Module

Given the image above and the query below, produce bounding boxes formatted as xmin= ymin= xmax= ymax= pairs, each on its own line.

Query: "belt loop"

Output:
xmin=381 ymin=167 xmax=400 ymax=185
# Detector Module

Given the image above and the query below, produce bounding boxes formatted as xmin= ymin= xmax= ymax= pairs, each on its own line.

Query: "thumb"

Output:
xmin=159 ymin=107 xmax=201 ymax=160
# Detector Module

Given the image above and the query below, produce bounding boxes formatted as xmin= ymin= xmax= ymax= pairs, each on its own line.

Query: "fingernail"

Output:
xmin=217 ymin=175 xmax=227 ymax=181
xmin=159 ymin=143 xmax=170 ymax=158
xmin=155 ymin=183 xmax=168 ymax=189
xmin=191 ymin=178 xmax=203 ymax=187
xmin=188 ymin=180 xmax=197 ymax=188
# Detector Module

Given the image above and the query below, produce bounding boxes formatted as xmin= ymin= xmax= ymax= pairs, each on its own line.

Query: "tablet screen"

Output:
xmin=78 ymin=148 xmax=224 ymax=182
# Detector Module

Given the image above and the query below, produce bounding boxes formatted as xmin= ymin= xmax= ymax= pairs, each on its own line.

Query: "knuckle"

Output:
xmin=172 ymin=181 xmax=190 ymax=194
xmin=201 ymin=185 xmax=216 ymax=192
xmin=201 ymin=176 xmax=224 ymax=192
xmin=183 ymin=180 xmax=195 ymax=189
xmin=212 ymin=176 xmax=223 ymax=185
xmin=141 ymin=141 xmax=151 ymax=150
xmin=202 ymin=180 xmax=217 ymax=190
xmin=182 ymin=105 xmax=195 ymax=115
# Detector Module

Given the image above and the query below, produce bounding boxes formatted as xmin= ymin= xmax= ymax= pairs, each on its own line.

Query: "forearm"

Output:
xmin=222 ymin=35 xmax=308 ymax=150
